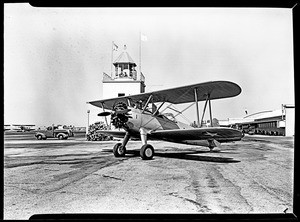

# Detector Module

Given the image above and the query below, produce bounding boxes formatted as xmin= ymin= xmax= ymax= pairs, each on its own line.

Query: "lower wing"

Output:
xmin=96 ymin=127 xmax=243 ymax=143
xmin=95 ymin=130 xmax=127 ymax=138
xmin=95 ymin=130 xmax=140 ymax=140
xmin=149 ymin=127 xmax=244 ymax=143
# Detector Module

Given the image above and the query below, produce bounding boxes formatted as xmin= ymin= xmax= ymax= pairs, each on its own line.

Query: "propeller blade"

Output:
xmin=97 ymin=111 xmax=111 ymax=117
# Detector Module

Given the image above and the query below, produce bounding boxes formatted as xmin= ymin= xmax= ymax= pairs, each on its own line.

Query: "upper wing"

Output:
xmin=88 ymin=81 xmax=241 ymax=110
xmin=149 ymin=127 xmax=244 ymax=143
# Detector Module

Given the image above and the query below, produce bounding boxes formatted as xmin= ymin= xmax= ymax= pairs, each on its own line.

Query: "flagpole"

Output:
xmin=139 ymin=31 xmax=142 ymax=80
xmin=111 ymin=41 xmax=114 ymax=78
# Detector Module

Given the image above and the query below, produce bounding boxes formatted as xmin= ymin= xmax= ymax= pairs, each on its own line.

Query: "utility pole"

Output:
xmin=86 ymin=110 xmax=90 ymax=136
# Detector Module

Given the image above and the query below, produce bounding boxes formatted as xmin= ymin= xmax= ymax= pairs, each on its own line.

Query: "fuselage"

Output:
xmin=125 ymin=107 xmax=192 ymax=133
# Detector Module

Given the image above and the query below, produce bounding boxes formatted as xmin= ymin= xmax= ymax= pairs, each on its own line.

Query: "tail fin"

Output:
xmin=208 ymin=139 xmax=222 ymax=152
xmin=212 ymin=118 xmax=220 ymax=127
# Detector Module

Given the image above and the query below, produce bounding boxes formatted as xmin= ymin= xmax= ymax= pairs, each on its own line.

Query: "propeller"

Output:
xmin=97 ymin=109 xmax=131 ymax=117
xmin=98 ymin=111 xmax=111 ymax=117
xmin=97 ymin=102 xmax=132 ymax=129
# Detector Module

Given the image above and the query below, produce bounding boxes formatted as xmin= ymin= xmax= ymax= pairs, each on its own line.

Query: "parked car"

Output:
xmin=35 ymin=125 xmax=74 ymax=140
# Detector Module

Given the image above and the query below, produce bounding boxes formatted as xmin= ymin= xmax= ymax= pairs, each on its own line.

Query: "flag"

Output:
xmin=141 ymin=33 xmax=147 ymax=41
xmin=113 ymin=42 xmax=118 ymax=51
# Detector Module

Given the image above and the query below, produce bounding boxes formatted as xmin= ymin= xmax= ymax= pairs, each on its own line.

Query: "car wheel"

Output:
xmin=37 ymin=135 xmax=42 ymax=140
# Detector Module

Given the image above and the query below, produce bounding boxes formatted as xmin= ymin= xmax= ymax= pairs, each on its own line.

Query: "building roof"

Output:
xmin=219 ymin=109 xmax=285 ymax=126
xmin=113 ymin=52 xmax=136 ymax=65
xmin=244 ymin=109 xmax=283 ymax=121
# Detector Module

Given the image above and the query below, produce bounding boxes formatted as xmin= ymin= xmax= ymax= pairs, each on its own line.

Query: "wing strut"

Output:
xmin=127 ymin=98 xmax=132 ymax=107
xmin=194 ymin=88 xmax=200 ymax=127
xmin=173 ymin=103 xmax=195 ymax=119
xmin=153 ymin=101 xmax=165 ymax=115
xmin=208 ymin=97 xmax=213 ymax=127
xmin=142 ymin=95 xmax=153 ymax=113
xmin=200 ymin=93 xmax=210 ymax=127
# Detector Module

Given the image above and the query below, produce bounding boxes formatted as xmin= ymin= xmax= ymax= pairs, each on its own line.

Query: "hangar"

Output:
xmin=219 ymin=104 xmax=295 ymax=136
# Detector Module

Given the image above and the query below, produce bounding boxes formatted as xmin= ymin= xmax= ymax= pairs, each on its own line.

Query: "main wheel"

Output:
xmin=140 ymin=144 xmax=154 ymax=160
xmin=113 ymin=143 xmax=126 ymax=157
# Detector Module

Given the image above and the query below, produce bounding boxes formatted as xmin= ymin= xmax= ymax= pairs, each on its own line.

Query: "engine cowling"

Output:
xmin=111 ymin=102 xmax=132 ymax=129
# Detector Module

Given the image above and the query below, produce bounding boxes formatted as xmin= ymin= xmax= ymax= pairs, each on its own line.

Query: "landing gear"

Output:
xmin=139 ymin=128 xmax=155 ymax=160
xmin=113 ymin=143 xmax=126 ymax=157
xmin=140 ymin=144 xmax=154 ymax=160
xmin=112 ymin=132 xmax=130 ymax=157
xmin=112 ymin=129 xmax=155 ymax=160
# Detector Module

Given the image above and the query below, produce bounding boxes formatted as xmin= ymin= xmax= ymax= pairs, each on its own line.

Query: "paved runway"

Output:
xmin=4 ymin=132 xmax=294 ymax=219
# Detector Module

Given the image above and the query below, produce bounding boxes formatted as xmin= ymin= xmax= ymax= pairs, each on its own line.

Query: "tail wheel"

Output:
xmin=113 ymin=143 xmax=126 ymax=157
xmin=140 ymin=144 xmax=154 ymax=160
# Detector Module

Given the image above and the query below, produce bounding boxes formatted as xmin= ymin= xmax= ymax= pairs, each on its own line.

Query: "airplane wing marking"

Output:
xmin=203 ymin=132 xmax=218 ymax=137
xmin=88 ymin=81 xmax=241 ymax=110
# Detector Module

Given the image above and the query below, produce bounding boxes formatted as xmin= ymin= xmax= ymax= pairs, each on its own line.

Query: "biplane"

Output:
xmin=4 ymin=124 xmax=36 ymax=132
xmin=88 ymin=81 xmax=244 ymax=160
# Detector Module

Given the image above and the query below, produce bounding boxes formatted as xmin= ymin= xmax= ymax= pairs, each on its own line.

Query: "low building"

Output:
xmin=219 ymin=105 xmax=294 ymax=136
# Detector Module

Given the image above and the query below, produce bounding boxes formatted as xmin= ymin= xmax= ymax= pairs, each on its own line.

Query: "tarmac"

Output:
xmin=3 ymin=132 xmax=294 ymax=219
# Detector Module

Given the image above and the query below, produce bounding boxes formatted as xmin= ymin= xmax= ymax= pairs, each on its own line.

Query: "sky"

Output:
xmin=4 ymin=4 xmax=294 ymax=127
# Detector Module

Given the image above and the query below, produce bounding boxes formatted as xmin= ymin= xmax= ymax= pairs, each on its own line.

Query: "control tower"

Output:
xmin=102 ymin=46 xmax=145 ymax=99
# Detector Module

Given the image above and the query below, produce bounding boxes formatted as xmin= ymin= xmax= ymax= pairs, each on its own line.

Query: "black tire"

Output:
xmin=140 ymin=144 xmax=154 ymax=160
xmin=113 ymin=143 xmax=126 ymax=157
xmin=37 ymin=135 xmax=42 ymax=140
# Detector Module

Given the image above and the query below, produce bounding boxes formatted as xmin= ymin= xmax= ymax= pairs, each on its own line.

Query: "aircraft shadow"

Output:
xmin=154 ymin=152 xmax=240 ymax=163
xmin=102 ymin=149 xmax=240 ymax=163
